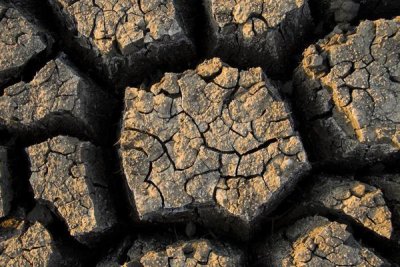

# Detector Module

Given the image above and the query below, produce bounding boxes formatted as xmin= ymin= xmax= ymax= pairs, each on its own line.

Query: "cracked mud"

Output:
xmin=27 ymin=136 xmax=116 ymax=244
xmin=0 ymin=1 xmax=400 ymax=266
xmin=0 ymin=2 xmax=53 ymax=87
xmin=364 ymin=174 xmax=400 ymax=242
xmin=0 ymin=55 xmax=114 ymax=143
xmin=256 ymin=216 xmax=388 ymax=266
xmin=47 ymin=0 xmax=196 ymax=85
xmin=0 ymin=219 xmax=77 ymax=266
xmin=98 ymin=235 xmax=244 ymax=266
xmin=294 ymin=17 xmax=400 ymax=164
xmin=204 ymin=0 xmax=313 ymax=76
xmin=120 ymin=58 xmax=310 ymax=237
xmin=309 ymin=176 xmax=393 ymax=238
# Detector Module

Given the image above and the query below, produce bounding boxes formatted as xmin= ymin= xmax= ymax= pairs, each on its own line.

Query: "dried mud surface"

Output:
xmin=0 ymin=0 xmax=399 ymax=266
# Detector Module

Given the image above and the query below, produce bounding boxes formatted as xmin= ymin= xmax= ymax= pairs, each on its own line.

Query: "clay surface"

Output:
xmin=364 ymin=174 xmax=400 ymax=242
xmin=294 ymin=17 xmax=400 ymax=163
xmin=0 ymin=55 xmax=114 ymax=143
xmin=256 ymin=216 xmax=387 ymax=266
xmin=1 ymin=1 xmax=400 ymax=265
xmin=309 ymin=176 xmax=393 ymax=238
xmin=0 ymin=2 xmax=53 ymax=87
xmin=27 ymin=136 xmax=116 ymax=244
xmin=99 ymin=236 xmax=244 ymax=267
xmin=204 ymin=0 xmax=313 ymax=76
xmin=120 ymin=58 xmax=310 ymax=237
xmin=47 ymin=0 xmax=196 ymax=85
xmin=0 ymin=219 xmax=77 ymax=266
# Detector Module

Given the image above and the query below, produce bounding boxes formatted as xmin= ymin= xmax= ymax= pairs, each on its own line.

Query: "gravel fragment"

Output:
xmin=203 ymin=0 xmax=313 ymax=77
xmin=0 ymin=55 xmax=114 ymax=143
xmin=255 ymin=216 xmax=388 ymax=266
xmin=27 ymin=136 xmax=117 ymax=245
xmin=120 ymin=58 xmax=310 ymax=238
xmin=0 ymin=2 xmax=53 ymax=87
xmin=294 ymin=17 xmax=400 ymax=164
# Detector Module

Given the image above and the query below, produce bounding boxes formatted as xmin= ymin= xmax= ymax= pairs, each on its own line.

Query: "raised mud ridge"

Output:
xmin=0 ymin=0 xmax=400 ymax=266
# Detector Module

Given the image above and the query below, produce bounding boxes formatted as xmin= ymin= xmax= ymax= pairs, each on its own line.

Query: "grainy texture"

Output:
xmin=255 ymin=216 xmax=388 ymax=266
xmin=309 ymin=176 xmax=393 ymax=238
xmin=0 ymin=148 xmax=12 ymax=218
xmin=27 ymin=136 xmax=116 ymax=245
xmin=98 ymin=236 xmax=244 ymax=267
xmin=46 ymin=0 xmax=196 ymax=86
xmin=2 ymin=0 xmax=400 ymax=265
xmin=294 ymin=17 xmax=400 ymax=164
xmin=203 ymin=0 xmax=313 ymax=76
xmin=0 ymin=2 xmax=53 ymax=87
xmin=364 ymin=174 xmax=400 ymax=242
xmin=0 ymin=219 xmax=78 ymax=266
xmin=120 ymin=58 xmax=310 ymax=238
xmin=0 ymin=55 xmax=114 ymax=143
